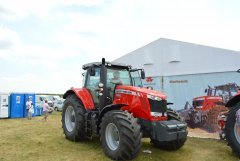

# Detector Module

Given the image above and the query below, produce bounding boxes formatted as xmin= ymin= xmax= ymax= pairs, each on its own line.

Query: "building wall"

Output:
xmin=142 ymin=71 xmax=240 ymax=110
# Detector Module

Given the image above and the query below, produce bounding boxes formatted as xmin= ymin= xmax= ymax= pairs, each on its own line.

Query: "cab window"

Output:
xmin=85 ymin=67 xmax=100 ymax=104
xmin=130 ymin=70 xmax=143 ymax=87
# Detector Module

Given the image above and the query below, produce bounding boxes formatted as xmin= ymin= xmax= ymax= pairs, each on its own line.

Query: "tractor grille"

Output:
xmin=148 ymin=99 xmax=167 ymax=113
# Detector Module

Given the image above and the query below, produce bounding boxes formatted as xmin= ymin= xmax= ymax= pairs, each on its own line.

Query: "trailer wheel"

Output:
xmin=226 ymin=106 xmax=240 ymax=156
xmin=151 ymin=109 xmax=187 ymax=150
xmin=62 ymin=94 xmax=86 ymax=141
xmin=100 ymin=110 xmax=142 ymax=160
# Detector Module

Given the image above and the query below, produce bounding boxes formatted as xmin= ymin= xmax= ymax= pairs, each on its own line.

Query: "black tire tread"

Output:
xmin=62 ymin=94 xmax=86 ymax=141
xmin=225 ymin=106 xmax=240 ymax=156
xmin=100 ymin=110 xmax=142 ymax=160
xmin=167 ymin=108 xmax=181 ymax=121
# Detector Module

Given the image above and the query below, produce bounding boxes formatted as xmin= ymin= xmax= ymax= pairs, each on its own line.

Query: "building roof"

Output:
xmin=114 ymin=38 xmax=240 ymax=76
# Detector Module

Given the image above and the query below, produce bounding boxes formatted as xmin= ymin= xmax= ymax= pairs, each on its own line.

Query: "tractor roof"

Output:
xmin=82 ymin=61 xmax=131 ymax=70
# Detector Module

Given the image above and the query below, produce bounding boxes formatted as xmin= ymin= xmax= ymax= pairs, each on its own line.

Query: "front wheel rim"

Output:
xmin=105 ymin=123 xmax=120 ymax=151
xmin=65 ymin=106 xmax=76 ymax=132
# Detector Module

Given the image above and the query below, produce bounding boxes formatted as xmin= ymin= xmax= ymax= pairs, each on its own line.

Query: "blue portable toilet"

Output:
xmin=24 ymin=93 xmax=36 ymax=117
xmin=10 ymin=93 xmax=24 ymax=118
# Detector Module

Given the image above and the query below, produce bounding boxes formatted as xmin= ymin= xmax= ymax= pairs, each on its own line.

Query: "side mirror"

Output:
xmin=237 ymin=69 xmax=240 ymax=73
xmin=204 ymin=89 xmax=207 ymax=93
xmin=89 ymin=66 xmax=96 ymax=76
xmin=141 ymin=70 xmax=145 ymax=79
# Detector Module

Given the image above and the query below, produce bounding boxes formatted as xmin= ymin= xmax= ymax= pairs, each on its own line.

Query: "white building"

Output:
xmin=114 ymin=38 xmax=240 ymax=110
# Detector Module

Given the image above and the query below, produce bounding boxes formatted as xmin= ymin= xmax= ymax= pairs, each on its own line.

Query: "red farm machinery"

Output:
xmin=180 ymin=83 xmax=239 ymax=132
xmin=61 ymin=58 xmax=187 ymax=160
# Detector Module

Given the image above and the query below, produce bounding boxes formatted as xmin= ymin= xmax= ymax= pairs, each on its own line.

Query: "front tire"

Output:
xmin=151 ymin=109 xmax=187 ymax=150
xmin=226 ymin=106 xmax=240 ymax=156
xmin=62 ymin=94 xmax=86 ymax=141
xmin=100 ymin=110 xmax=142 ymax=160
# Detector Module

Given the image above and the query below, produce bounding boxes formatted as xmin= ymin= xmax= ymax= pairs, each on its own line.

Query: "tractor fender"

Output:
xmin=63 ymin=87 xmax=95 ymax=110
xmin=226 ymin=94 xmax=240 ymax=108
xmin=97 ymin=104 xmax=127 ymax=133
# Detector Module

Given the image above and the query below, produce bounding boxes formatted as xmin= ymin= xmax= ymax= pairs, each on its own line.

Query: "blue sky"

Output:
xmin=0 ymin=0 xmax=240 ymax=93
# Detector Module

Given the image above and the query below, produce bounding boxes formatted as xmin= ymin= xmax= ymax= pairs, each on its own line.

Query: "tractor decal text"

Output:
xmin=115 ymin=89 xmax=137 ymax=96
xmin=169 ymin=80 xmax=188 ymax=83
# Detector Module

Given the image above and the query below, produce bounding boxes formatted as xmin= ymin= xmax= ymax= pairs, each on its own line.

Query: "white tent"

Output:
xmin=115 ymin=38 xmax=240 ymax=77
xmin=114 ymin=38 xmax=240 ymax=110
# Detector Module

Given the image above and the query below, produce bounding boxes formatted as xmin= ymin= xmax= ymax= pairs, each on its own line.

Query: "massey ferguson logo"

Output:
xmin=146 ymin=77 xmax=153 ymax=83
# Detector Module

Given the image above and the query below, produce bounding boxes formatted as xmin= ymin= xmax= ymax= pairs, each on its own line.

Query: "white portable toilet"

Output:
xmin=0 ymin=93 xmax=9 ymax=118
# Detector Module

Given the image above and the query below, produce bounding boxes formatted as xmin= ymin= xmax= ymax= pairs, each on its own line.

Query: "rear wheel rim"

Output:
xmin=234 ymin=121 xmax=240 ymax=144
xmin=65 ymin=106 xmax=76 ymax=132
xmin=105 ymin=123 xmax=120 ymax=151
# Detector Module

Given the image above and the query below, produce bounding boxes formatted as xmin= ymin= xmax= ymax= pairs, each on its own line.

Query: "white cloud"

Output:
xmin=0 ymin=0 xmax=105 ymax=20
xmin=58 ymin=0 xmax=105 ymax=6
xmin=1 ymin=0 xmax=240 ymax=94
xmin=0 ymin=27 xmax=21 ymax=49
xmin=0 ymin=69 xmax=83 ymax=94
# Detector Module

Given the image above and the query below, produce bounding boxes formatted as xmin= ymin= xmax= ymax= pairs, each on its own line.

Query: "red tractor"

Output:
xmin=62 ymin=58 xmax=187 ymax=160
xmin=181 ymin=84 xmax=238 ymax=131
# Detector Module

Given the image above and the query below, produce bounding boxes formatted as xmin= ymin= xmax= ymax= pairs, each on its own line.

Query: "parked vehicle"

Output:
xmin=54 ymin=99 xmax=64 ymax=111
xmin=35 ymin=95 xmax=54 ymax=113
xmin=61 ymin=58 xmax=187 ymax=160
xmin=47 ymin=95 xmax=62 ymax=106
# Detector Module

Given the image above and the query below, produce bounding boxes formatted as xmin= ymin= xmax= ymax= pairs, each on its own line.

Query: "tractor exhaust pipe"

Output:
xmin=102 ymin=58 xmax=105 ymax=66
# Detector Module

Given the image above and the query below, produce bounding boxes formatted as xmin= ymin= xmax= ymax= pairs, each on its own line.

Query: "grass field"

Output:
xmin=0 ymin=112 xmax=238 ymax=161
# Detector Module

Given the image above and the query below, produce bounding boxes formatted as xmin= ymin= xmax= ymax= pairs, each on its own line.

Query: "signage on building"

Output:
xmin=142 ymin=77 xmax=161 ymax=91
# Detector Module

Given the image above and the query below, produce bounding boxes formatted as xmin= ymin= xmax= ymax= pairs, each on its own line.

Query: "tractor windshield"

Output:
xmin=107 ymin=68 xmax=131 ymax=85
xmin=193 ymin=100 xmax=203 ymax=108
xmin=130 ymin=70 xmax=143 ymax=87
xmin=229 ymin=85 xmax=239 ymax=96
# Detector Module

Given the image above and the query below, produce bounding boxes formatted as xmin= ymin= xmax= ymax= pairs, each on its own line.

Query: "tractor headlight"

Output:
xmin=147 ymin=94 xmax=162 ymax=101
xmin=98 ymin=82 xmax=104 ymax=88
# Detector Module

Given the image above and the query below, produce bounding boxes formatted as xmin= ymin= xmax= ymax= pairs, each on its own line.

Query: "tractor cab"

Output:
xmin=205 ymin=83 xmax=240 ymax=104
xmin=82 ymin=58 xmax=145 ymax=109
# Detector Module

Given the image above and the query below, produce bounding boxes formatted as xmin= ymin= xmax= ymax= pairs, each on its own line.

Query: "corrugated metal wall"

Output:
xmin=143 ymin=71 xmax=240 ymax=110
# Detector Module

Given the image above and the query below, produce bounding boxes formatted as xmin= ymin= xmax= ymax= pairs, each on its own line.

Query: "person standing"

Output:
xmin=28 ymin=103 xmax=34 ymax=120
xmin=26 ymin=98 xmax=32 ymax=120
xmin=42 ymin=100 xmax=49 ymax=121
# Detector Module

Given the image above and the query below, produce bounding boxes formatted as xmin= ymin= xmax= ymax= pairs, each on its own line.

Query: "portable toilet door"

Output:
xmin=0 ymin=94 xmax=9 ymax=118
xmin=10 ymin=93 xmax=24 ymax=118
xmin=24 ymin=94 xmax=36 ymax=117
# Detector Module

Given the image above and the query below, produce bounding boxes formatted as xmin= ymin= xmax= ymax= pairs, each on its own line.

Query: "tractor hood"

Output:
xmin=115 ymin=85 xmax=167 ymax=100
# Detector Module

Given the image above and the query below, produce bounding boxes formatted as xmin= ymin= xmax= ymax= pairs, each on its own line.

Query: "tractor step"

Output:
xmin=84 ymin=111 xmax=99 ymax=138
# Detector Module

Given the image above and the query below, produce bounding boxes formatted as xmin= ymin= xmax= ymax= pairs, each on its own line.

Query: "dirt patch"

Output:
xmin=187 ymin=127 xmax=219 ymax=139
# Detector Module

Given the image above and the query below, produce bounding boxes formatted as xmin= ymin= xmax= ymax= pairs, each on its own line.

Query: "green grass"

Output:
xmin=0 ymin=112 xmax=238 ymax=161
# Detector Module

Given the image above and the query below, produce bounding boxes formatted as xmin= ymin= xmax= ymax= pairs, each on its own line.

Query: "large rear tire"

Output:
xmin=100 ymin=110 xmax=142 ymax=160
xmin=226 ymin=106 xmax=240 ymax=156
xmin=151 ymin=109 xmax=187 ymax=150
xmin=62 ymin=94 xmax=86 ymax=141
